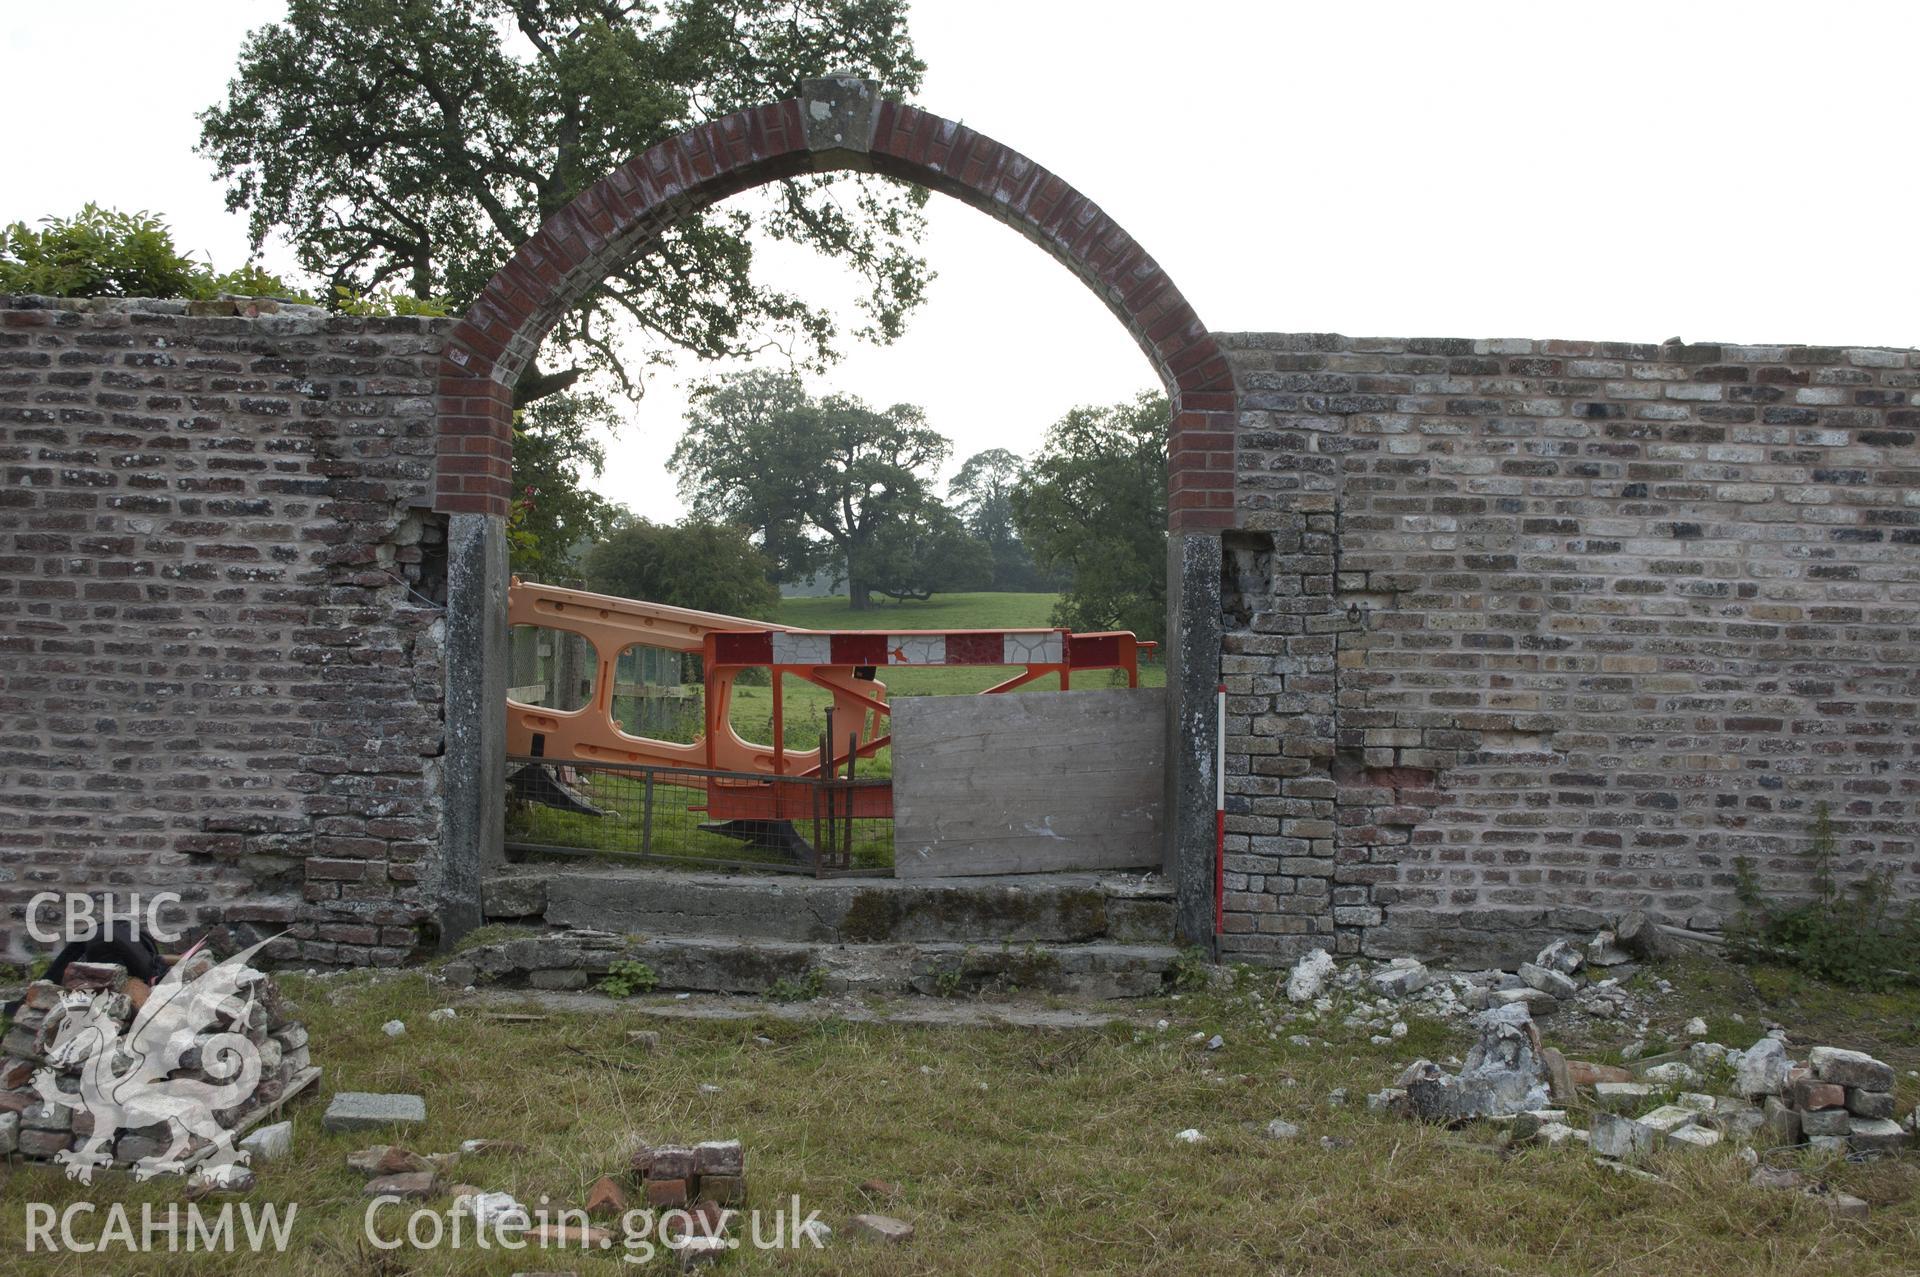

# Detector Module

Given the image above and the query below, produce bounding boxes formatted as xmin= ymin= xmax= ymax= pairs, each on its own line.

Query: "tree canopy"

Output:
xmin=1012 ymin=392 xmax=1169 ymax=642
xmin=664 ymin=368 xmax=818 ymax=583
xmin=862 ymin=502 xmax=992 ymax=602
xmin=950 ymin=447 xmax=1050 ymax=592
xmin=198 ymin=0 xmax=932 ymax=407
xmin=671 ymin=369 xmax=981 ymax=608
xmin=583 ymin=517 xmax=780 ymax=619
xmin=507 ymin=391 xmax=624 ymax=582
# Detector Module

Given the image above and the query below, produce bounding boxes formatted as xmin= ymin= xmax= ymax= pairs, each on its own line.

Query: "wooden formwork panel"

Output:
xmin=891 ymin=689 xmax=1165 ymax=877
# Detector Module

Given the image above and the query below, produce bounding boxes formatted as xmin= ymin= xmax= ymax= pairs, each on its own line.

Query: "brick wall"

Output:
xmin=9 ymin=295 xmax=1918 ymax=972
xmin=1218 ymin=333 xmax=1920 ymax=964
xmin=0 ymin=296 xmax=453 ymax=966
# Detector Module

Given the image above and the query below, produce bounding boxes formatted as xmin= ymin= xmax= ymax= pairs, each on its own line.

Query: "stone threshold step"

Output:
xmin=482 ymin=866 xmax=1175 ymax=946
xmin=445 ymin=931 xmax=1181 ymax=1000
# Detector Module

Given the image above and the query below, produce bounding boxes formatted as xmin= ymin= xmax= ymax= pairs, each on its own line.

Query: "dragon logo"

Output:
xmin=32 ymin=935 xmax=276 ymax=1184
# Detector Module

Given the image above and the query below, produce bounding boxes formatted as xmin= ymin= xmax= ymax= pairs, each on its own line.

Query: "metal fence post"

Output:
xmin=641 ymin=770 xmax=655 ymax=857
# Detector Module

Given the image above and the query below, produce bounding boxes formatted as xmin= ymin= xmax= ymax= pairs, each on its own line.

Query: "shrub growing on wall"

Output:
xmin=0 ymin=204 xmax=308 ymax=301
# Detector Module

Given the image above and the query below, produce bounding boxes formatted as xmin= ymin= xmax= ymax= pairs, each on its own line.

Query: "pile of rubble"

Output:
xmin=0 ymin=946 xmax=317 ymax=1177
xmin=340 ymin=1132 xmax=776 ymax=1263
xmin=1356 ymin=959 xmax=1915 ymax=1211
xmin=1587 ymin=1042 xmax=1914 ymax=1160
xmin=1272 ymin=918 xmax=1664 ymax=1044
xmin=629 ymin=1138 xmax=749 ymax=1210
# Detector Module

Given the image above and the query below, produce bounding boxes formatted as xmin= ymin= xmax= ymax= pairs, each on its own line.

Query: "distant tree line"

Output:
xmin=579 ymin=371 xmax=1170 ymax=640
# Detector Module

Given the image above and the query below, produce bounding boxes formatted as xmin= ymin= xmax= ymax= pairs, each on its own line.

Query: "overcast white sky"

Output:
xmin=7 ymin=2 xmax=1917 ymax=519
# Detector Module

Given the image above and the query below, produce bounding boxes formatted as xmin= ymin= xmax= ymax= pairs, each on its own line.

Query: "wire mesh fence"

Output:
xmin=503 ymin=755 xmax=892 ymax=876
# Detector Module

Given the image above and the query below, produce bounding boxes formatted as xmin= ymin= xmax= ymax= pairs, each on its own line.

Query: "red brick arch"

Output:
xmin=436 ymin=79 xmax=1235 ymax=530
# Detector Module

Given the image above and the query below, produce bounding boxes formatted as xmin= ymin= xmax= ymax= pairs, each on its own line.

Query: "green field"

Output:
xmin=776 ymin=591 xmax=1063 ymax=630
xmin=506 ymin=591 xmax=1162 ymax=867
xmin=601 ymin=590 xmax=1164 ymax=760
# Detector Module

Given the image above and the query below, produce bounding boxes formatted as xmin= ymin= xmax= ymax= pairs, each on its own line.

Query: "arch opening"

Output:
xmin=435 ymin=76 xmax=1232 ymax=947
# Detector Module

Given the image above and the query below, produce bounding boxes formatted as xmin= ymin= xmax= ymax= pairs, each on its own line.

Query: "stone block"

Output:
xmin=364 ymin=1171 xmax=438 ymax=1199
xmin=61 ymin=963 xmax=127 ymax=993
xmin=22 ymin=1100 xmax=72 ymax=1133
xmin=850 ymin=1214 xmax=913 ymax=1243
xmin=1518 ymin=963 xmax=1578 ymax=999
xmin=1614 ymin=911 xmax=1670 ymax=960
xmin=1790 ymin=1078 xmax=1844 ymax=1111
xmin=1847 ymin=1118 xmax=1911 ymax=1155
xmin=1721 ymin=1105 xmax=1768 ymax=1142
xmin=1845 ymin=1088 xmax=1895 ymax=1121
xmin=694 ymin=1140 xmax=743 ymax=1176
xmin=1808 ymin=1047 xmax=1894 ymax=1093
xmin=239 ymin=1121 xmax=293 ymax=1162
xmin=0 ymin=1112 xmax=16 ymax=1155
xmin=585 ymin=1175 xmax=628 ymax=1218
xmin=1763 ymin=1096 xmax=1801 ymax=1146
xmin=1636 ymin=1105 xmax=1698 ymax=1134
xmin=2 ymin=1028 xmax=43 ymax=1062
xmin=1666 ymin=1125 xmax=1721 ymax=1149
xmin=1590 ymin=1113 xmax=1656 ymax=1161
xmin=1492 ymin=988 xmax=1560 ymax=1018
xmin=1533 ymin=939 xmax=1584 ymax=975
xmin=1639 ymin=1062 xmax=1698 ymax=1087
xmin=1370 ymin=959 xmax=1429 ymax=997
xmin=648 ymin=1145 xmax=696 ymax=1179
xmin=1567 ymin=1061 xmax=1632 ymax=1087
xmin=696 ymin=1175 xmax=745 ymax=1206
xmin=483 ymin=877 xmax=548 ymax=919
xmin=323 ymin=1092 xmax=426 ymax=1133
xmin=1800 ymin=1107 xmax=1851 ymax=1137
xmin=1734 ymin=1037 xmax=1788 ymax=1099
xmin=20 ymin=1128 xmax=73 ymax=1158
xmin=1825 ymin=1192 xmax=1869 ymax=1219
xmin=645 ymin=1178 xmax=691 ymax=1208
xmin=22 ymin=982 xmax=64 ymax=1012
xmin=1594 ymin=1082 xmax=1655 ymax=1113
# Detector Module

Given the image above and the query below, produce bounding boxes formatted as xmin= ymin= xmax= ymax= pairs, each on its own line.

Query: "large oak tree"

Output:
xmin=671 ymin=370 xmax=962 ymax=609
xmin=1012 ymin=392 xmax=1169 ymax=642
xmin=200 ymin=0 xmax=932 ymax=578
xmin=199 ymin=0 xmax=931 ymax=407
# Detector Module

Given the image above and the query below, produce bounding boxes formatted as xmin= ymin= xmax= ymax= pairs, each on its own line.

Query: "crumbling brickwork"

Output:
xmin=1220 ymin=333 xmax=1920 ymax=964
xmin=0 ymin=296 xmax=453 ymax=966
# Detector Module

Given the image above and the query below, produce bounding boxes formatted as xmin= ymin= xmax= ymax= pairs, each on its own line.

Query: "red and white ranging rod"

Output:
xmin=1214 ymin=682 xmax=1226 ymax=937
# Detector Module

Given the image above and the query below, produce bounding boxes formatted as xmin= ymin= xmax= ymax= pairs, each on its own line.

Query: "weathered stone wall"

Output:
xmin=1218 ymin=333 xmax=1920 ymax=965
xmin=0 ymin=296 xmax=453 ymax=966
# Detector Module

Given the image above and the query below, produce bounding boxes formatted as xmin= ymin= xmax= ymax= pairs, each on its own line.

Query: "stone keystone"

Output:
xmin=799 ymin=76 xmax=880 ymax=163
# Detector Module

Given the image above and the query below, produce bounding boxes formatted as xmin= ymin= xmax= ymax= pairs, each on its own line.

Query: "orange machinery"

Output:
xmin=505 ymin=578 xmax=1151 ymax=825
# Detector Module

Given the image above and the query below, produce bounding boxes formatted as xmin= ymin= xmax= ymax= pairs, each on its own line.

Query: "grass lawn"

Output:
xmin=6 ymin=955 xmax=1916 ymax=1275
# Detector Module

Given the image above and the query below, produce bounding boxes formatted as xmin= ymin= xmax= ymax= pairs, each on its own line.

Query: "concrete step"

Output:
xmin=482 ymin=864 xmax=1176 ymax=946
xmin=444 ymin=929 xmax=1180 ymax=1000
